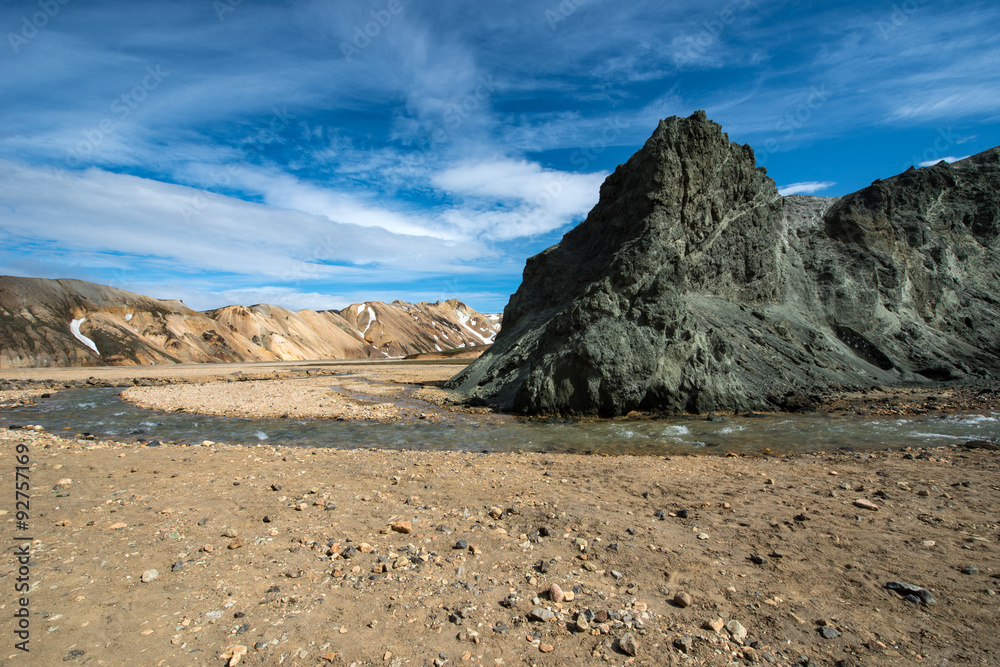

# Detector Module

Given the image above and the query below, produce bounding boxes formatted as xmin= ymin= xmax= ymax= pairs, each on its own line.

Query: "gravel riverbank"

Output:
xmin=1 ymin=427 xmax=998 ymax=666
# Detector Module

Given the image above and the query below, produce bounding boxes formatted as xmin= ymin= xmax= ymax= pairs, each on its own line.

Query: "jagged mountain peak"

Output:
xmin=447 ymin=113 xmax=1000 ymax=416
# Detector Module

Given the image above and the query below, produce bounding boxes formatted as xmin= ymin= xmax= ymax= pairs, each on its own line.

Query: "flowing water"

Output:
xmin=6 ymin=387 xmax=998 ymax=455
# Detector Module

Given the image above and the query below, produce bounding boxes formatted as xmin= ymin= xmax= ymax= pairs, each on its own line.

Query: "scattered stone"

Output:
xmin=220 ymin=644 xmax=248 ymax=666
xmin=454 ymin=540 xmax=468 ymax=550
xmin=574 ymin=618 xmax=590 ymax=632
xmin=750 ymin=554 xmax=767 ymax=565
xmin=853 ymin=499 xmax=879 ymax=511
xmin=140 ymin=569 xmax=158 ymax=583
xmin=527 ymin=608 xmax=554 ymax=623
xmin=885 ymin=581 xmax=936 ymax=605
xmin=391 ymin=521 xmax=412 ymax=534
xmin=673 ymin=636 xmax=693 ymax=653
xmin=704 ymin=618 xmax=724 ymax=633
xmin=726 ymin=620 xmax=748 ymax=642
xmin=539 ymin=643 xmax=554 ymax=653
xmin=819 ymin=626 xmax=841 ymax=639
xmin=171 ymin=560 xmax=183 ymax=572
xmin=673 ymin=591 xmax=692 ymax=608
xmin=228 ymin=538 xmax=245 ymax=550
xmin=963 ymin=565 xmax=980 ymax=575
xmin=548 ymin=583 xmax=564 ymax=603
xmin=618 ymin=632 xmax=638 ymax=657
xmin=222 ymin=528 xmax=238 ymax=538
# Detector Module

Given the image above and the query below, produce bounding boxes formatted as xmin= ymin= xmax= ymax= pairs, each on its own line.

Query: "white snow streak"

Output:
xmin=455 ymin=309 xmax=495 ymax=344
xmin=70 ymin=318 xmax=100 ymax=355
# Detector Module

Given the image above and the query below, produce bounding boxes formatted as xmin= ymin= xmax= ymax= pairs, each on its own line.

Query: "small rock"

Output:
xmin=549 ymin=583 xmax=564 ymax=603
xmin=704 ymin=618 xmax=724 ymax=633
xmin=673 ymin=636 xmax=693 ymax=654
xmin=539 ymin=643 xmax=554 ymax=653
xmin=962 ymin=565 xmax=979 ymax=575
xmin=171 ymin=560 xmax=183 ymax=572
xmin=673 ymin=591 xmax=692 ymax=608
xmin=574 ymin=618 xmax=590 ymax=632
xmin=819 ymin=626 xmax=841 ymax=639
xmin=885 ymin=581 xmax=936 ymax=605
xmin=454 ymin=540 xmax=468 ymax=549
xmin=391 ymin=521 xmax=412 ymax=534
xmin=726 ymin=620 xmax=747 ymax=642
xmin=222 ymin=528 xmax=238 ymax=538
xmin=618 ymin=632 xmax=638 ymax=657
xmin=853 ymin=499 xmax=879 ymax=511
xmin=750 ymin=554 xmax=767 ymax=565
xmin=140 ymin=569 xmax=158 ymax=583
xmin=228 ymin=538 xmax=245 ymax=550
xmin=527 ymin=608 xmax=554 ymax=622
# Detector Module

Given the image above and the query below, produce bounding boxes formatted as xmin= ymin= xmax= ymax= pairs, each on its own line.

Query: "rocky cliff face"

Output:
xmin=0 ymin=277 xmax=499 ymax=367
xmin=447 ymin=111 xmax=1000 ymax=415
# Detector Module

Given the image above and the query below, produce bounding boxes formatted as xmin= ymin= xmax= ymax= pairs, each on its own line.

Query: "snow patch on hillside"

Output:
xmin=70 ymin=318 xmax=100 ymax=355
xmin=455 ymin=309 xmax=494 ymax=344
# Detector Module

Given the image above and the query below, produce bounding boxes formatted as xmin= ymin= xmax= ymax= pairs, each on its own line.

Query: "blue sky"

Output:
xmin=1 ymin=0 xmax=998 ymax=313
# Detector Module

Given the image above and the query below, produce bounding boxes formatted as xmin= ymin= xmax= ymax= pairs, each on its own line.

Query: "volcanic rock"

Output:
xmin=447 ymin=111 xmax=1000 ymax=415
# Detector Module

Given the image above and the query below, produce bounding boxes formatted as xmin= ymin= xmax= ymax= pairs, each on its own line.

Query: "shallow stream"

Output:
xmin=6 ymin=387 xmax=998 ymax=456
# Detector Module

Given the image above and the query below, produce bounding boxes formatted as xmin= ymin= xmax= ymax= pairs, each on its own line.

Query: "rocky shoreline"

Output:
xmin=1 ymin=426 xmax=997 ymax=666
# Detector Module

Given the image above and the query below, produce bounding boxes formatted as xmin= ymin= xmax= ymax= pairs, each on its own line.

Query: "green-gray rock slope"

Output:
xmin=447 ymin=111 xmax=1000 ymax=415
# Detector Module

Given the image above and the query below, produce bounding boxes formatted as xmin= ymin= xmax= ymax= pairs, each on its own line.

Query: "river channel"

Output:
xmin=6 ymin=387 xmax=998 ymax=456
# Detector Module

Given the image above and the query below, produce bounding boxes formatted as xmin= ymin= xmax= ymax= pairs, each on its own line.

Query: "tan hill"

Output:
xmin=0 ymin=276 xmax=501 ymax=368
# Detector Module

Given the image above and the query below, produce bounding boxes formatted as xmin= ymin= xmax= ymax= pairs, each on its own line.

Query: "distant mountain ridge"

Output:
xmin=0 ymin=276 xmax=500 ymax=368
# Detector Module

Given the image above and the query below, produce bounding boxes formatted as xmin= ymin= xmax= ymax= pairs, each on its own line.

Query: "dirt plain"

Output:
xmin=0 ymin=362 xmax=998 ymax=667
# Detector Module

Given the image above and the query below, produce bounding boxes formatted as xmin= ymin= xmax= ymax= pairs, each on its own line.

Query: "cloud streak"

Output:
xmin=1 ymin=0 xmax=998 ymax=312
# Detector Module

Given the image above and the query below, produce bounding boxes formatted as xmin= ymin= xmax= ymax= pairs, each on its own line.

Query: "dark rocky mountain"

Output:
xmin=0 ymin=277 xmax=499 ymax=367
xmin=447 ymin=111 xmax=1000 ymax=415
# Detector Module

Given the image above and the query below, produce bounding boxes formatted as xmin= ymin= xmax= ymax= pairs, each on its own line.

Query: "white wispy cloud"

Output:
xmin=918 ymin=155 xmax=972 ymax=167
xmin=2 ymin=0 xmax=999 ymax=313
xmin=777 ymin=181 xmax=837 ymax=196
xmin=0 ymin=159 xmax=488 ymax=281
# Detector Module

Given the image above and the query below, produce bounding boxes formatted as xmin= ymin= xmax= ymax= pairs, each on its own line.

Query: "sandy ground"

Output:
xmin=118 ymin=365 xmax=465 ymax=422
xmin=1 ymin=362 xmax=998 ymax=665
xmin=0 ymin=427 xmax=998 ymax=667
